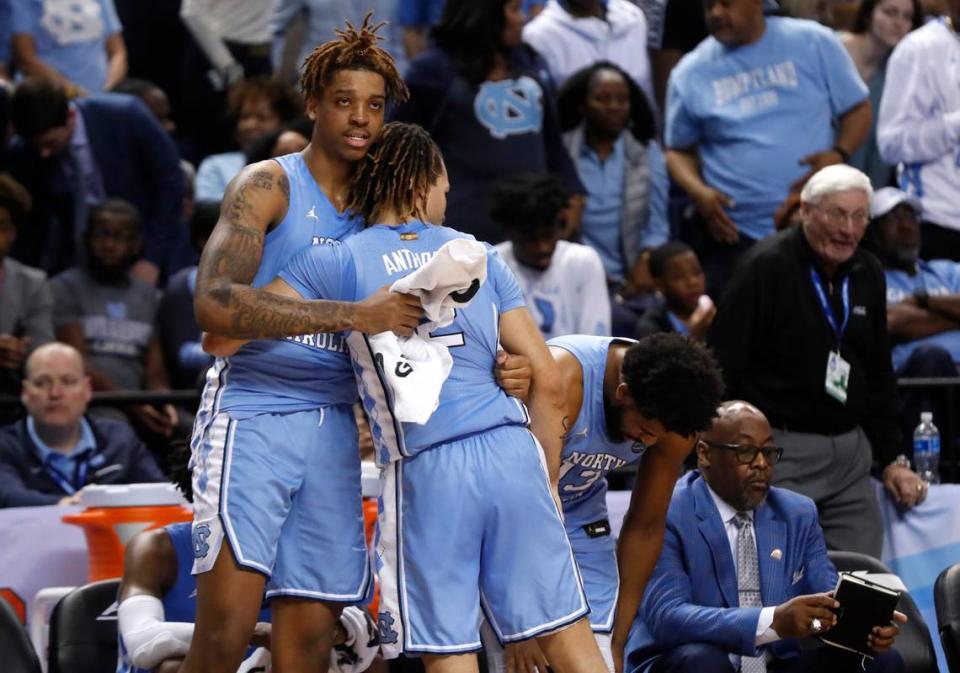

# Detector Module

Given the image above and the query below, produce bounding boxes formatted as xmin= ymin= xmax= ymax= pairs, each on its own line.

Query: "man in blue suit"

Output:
xmin=8 ymin=77 xmax=184 ymax=285
xmin=625 ymin=401 xmax=906 ymax=673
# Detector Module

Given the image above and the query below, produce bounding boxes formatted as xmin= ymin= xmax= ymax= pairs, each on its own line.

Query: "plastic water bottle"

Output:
xmin=913 ymin=412 xmax=941 ymax=485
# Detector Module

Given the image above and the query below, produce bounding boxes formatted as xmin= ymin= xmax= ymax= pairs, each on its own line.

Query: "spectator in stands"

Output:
xmin=112 ymin=78 xmax=176 ymax=135
xmin=10 ymin=0 xmax=127 ymax=95
xmin=522 ymin=0 xmax=654 ymax=105
xmin=0 ymin=342 xmax=164 ymax=508
xmin=877 ymin=3 xmax=960 ymax=261
xmin=177 ymin=0 xmax=274 ymax=159
xmin=625 ymin=401 xmax=906 ymax=673
xmin=391 ymin=0 xmax=583 ymax=245
xmin=0 ymin=187 xmax=54 ymax=424
xmin=8 ymin=78 xmax=184 ymax=285
xmin=636 ymin=241 xmax=715 ymax=340
xmin=158 ymin=201 xmax=219 ymax=391
xmin=709 ymin=165 xmax=925 ymax=559
xmin=665 ymin=0 xmax=870 ymax=297
xmin=492 ymin=173 xmax=610 ymax=338
xmin=50 ymin=199 xmax=178 ymax=440
xmin=558 ymin=62 xmax=668 ymax=292
xmin=0 ymin=2 xmax=12 ymax=81
xmin=243 ymin=119 xmax=312 ymax=165
xmin=272 ymin=2 xmax=406 ymax=82
xmin=195 ymin=77 xmax=303 ymax=201
xmin=841 ymin=0 xmax=923 ymax=189
xmin=862 ymin=187 xmax=960 ymax=457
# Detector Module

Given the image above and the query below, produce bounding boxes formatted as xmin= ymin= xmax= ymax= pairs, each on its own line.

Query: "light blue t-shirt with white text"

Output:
xmin=665 ymin=17 xmax=867 ymax=242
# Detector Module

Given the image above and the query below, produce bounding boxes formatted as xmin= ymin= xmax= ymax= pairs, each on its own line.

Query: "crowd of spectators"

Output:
xmin=0 ymin=0 xmax=956 ymax=578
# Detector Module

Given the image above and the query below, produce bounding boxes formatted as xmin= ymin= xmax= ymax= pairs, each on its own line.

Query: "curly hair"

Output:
xmin=346 ymin=122 xmax=444 ymax=225
xmin=227 ymin=76 xmax=304 ymax=122
xmin=557 ymin=61 xmax=655 ymax=144
xmin=490 ymin=173 xmax=567 ymax=233
xmin=622 ymin=333 xmax=725 ymax=436
xmin=432 ymin=0 xmax=512 ymax=85
xmin=299 ymin=11 xmax=408 ymax=105
xmin=165 ymin=438 xmax=193 ymax=504
xmin=649 ymin=241 xmax=695 ymax=280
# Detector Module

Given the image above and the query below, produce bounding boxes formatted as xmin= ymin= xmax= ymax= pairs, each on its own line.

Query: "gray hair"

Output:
xmin=799 ymin=164 xmax=872 ymax=205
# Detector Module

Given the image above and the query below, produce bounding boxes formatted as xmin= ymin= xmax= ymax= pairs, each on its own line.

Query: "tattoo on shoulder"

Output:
xmin=250 ymin=170 xmax=274 ymax=190
xmin=278 ymin=173 xmax=290 ymax=199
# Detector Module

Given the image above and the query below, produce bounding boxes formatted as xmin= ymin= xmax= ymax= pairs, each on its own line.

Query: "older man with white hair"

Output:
xmin=708 ymin=165 xmax=925 ymax=558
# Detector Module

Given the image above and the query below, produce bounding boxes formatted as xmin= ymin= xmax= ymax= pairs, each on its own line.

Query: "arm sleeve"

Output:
xmin=271 ymin=0 xmax=304 ymax=69
xmin=641 ymin=520 xmax=763 ymax=655
xmin=130 ymin=98 xmax=185 ymax=268
xmin=0 ymin=451 xmax=61 ymax=507
xmin=877 ymin=39 xmax=960 ymax=164
xmin=118 ymin=595 xmax=194 ymax=670
xmin=575 ymin=247 xmax=611 ymax=336
xmin=664 ymin=69 xmax=701 ymax=149
xmin=638 ymin=141 xmax=670 ymax=251
xmin=489 ymin=247 xmax=526 ymax=313
xmin=815 ymin=28 xmax=869 ymax=116
xmin=755 ymin=607 xmax=779 ymax=645
xmin=279 ymin=244 xmax=351 ymax=301
xmin=20 ymin=276 xmax=55 ymax=346
xmin=10 ymin=0 xmax=39 ymax=36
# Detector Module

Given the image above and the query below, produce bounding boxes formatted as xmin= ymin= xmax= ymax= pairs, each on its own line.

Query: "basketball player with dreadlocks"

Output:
xmin=211 ymin=122 xmax=610 ymax=673
xmin=181 ymin=17 xmax=420 ymax=673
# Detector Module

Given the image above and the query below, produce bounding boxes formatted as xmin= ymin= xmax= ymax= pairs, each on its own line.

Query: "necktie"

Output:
xmin=735 ymin=512 xmax=766 ymax=673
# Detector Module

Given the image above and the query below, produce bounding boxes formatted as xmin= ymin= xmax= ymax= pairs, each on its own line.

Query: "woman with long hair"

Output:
xmin=391 ymin=0 xmax=583 ymax=245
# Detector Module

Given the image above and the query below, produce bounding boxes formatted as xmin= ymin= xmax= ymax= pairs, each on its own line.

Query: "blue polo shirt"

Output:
xmin=886 ymin=260 xmax=960 ymax=370
xmin=27 ymin=416 xmax=98 ymax=493
xmin=579 ymin=136 xmax=626 ymax=280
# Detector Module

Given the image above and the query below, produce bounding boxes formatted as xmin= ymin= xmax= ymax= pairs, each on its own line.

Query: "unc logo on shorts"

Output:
xmin=377 ymin=611 xmax=399 ymax=644
xmin=473 ymin=76 xmax=543 ymax=139
xmin=193 ymin=523 xmax=212 ymax=559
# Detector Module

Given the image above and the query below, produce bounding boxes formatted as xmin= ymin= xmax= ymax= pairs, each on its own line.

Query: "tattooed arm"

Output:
xmin=498 ymin=308 xmax=567 ymax=484
xmin=194 ymin=162 xmax=423 ymax=339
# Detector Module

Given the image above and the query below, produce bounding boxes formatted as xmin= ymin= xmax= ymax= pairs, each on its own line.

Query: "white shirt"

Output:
xmin=522 ymin=0 xmax=654 ymax=108
xmin=495 ymin=240 xmax=611 ymax=339
xmin=705 ymin=482 xmax=781 ymax=663
xmin=877 ymin=18 xmax=960 ymax=230
xmin=181 ymin=0 xmax=275 ymax=71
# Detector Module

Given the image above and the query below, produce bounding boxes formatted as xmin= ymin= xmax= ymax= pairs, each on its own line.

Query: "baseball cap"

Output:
xmin=870 ymin=187 xmax=922 ymax=220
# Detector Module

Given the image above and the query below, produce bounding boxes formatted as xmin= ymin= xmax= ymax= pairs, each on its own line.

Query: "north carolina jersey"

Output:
xmin=280 ymin=220 xmax=530 ymax=463
xmin=550 ymin=335 xmax=646 ymax=541
xmin=209 ymin=152 xmax=361 ymax=419
xmin=495 ymin=240 xmax=611 ymax=338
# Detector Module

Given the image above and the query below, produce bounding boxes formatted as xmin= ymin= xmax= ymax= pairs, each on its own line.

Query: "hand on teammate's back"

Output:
xmin=355 ymin=286 xmax=424 ymax=336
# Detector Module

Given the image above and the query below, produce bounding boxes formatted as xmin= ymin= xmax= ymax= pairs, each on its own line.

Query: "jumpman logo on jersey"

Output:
xmin=306 ymin=206 xmax=319 ymax=221
xmin=474 ymin=76 xmax=543 ymax=139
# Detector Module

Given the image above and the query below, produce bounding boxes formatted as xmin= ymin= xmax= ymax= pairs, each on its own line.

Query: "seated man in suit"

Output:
xmin=625 ymin=401 xmax=906 ymax=673
xmin=0 ymin=341 xmax=164 ymax=507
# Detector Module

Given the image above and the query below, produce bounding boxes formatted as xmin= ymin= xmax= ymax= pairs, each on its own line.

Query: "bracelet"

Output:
xmin=832 ymin=144 xmax=850 ymax=163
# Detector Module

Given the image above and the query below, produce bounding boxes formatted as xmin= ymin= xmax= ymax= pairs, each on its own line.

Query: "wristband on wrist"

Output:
xmin=832 ymin=144 xmax=850 ymax=163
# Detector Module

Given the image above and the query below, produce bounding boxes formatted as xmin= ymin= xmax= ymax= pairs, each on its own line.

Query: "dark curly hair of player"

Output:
xmin=490 ymin=173 xmax=567 ymax=233
xmin=166 ymin=438 xmax=193 ymax=503
xmin=347 ymin=122 xmax=444 ymax=225
xmin=622 ymin=333 xmax=725 ymax=436
xmin=299 ymin=11 xmax=408 ymax=105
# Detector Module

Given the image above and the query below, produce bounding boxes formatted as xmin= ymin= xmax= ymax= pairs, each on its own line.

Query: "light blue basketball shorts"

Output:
xmin=190 ymin=404 xmax=371 ymax=601
xmin=375 ymin=424 xmax=589 ymax=657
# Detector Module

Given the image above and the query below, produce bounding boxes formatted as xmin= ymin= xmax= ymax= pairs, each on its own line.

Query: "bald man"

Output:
xmin=0 ymin=342 xmax=164 ymax=507
xmin=626 ymin=401 xmax=906 ymax=673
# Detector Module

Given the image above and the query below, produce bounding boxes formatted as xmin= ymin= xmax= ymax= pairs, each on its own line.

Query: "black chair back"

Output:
xmin=829 ymin=551 xmax=938 ymax=673
xmin=935 ymin=563 xmax=960 ymax=673
xmin=48 ymin=579 xmax=121 ymax=673
xmin=0 ymin=596 xmax=41 ymax=673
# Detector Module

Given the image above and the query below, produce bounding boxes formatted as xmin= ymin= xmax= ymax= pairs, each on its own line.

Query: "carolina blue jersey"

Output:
xmin=211 ymin=153 xmax=362 ymax=419
xmin=549 ymin=335 xmax=646 ymax=541
xmin=280 ymin=220 xmax=529 ymax=462
xmin=118 ymin=522 xmax=269 ymax=673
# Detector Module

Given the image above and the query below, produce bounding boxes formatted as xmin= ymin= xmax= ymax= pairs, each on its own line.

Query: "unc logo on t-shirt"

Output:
xmin=473 ymin=76 xmax=543 ymax=139
xmin=41 ymin=0 xmax=106 ymax=44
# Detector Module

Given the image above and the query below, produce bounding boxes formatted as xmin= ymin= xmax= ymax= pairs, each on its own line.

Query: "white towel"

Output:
xmin=330 ymin=606 xmax=380 ymax=673
xmin=361 ymin=239 xmax=488 ymax=424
